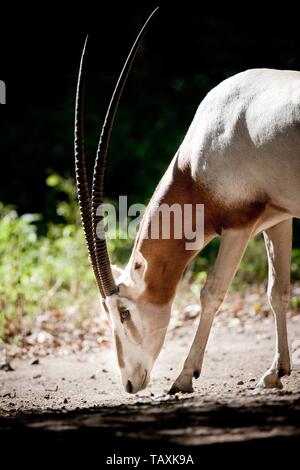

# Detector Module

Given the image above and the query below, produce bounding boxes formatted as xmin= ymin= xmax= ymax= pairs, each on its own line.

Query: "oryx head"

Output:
xmin=106 ymin=252 xmax=171 ymax=393
xmin=74 ymin=8 xmax=170 ymax=393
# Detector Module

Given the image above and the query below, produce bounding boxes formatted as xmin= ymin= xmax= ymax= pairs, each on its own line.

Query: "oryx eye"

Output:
xmin=120 ymin=309 xmax=130 ymax=323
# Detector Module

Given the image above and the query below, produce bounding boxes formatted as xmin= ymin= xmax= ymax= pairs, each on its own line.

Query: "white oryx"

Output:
xmin=75 ymin=8 xmax=299 ymax=394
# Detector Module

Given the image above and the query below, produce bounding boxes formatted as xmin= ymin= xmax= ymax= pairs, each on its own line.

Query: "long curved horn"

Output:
xmin=91 ymin=8 xmax=159 ymax=296
xmin=74 ymin=36 xmax=106 ymax=299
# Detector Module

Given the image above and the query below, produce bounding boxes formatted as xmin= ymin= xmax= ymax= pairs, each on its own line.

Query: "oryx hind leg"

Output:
xmin=258 ymin=218 xmax=292 ymax=389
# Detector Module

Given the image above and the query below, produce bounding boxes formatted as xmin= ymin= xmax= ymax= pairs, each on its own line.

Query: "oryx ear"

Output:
xmin=111 ymin=264 xmax=124 ymax=282
xmin=130 ymin=251 xmax=147 ymax=284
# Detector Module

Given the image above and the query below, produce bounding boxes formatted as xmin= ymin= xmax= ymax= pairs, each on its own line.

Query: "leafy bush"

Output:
xmin=0 ymin=203 xmax=94 ymax=342
xmin=0 ymin=175 xmax=134 ymax=343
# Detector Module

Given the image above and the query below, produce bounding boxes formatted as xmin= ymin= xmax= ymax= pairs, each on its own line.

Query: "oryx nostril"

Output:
xmin=126 ymin=380 xmax=133 ymax=393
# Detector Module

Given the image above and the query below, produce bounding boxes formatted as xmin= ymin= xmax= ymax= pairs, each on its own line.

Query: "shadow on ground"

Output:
xmin=1 ymin=394 xmax=300 ymax=466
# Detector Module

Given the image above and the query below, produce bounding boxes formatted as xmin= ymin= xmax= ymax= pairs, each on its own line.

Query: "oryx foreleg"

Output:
xmin=169 ymin=225 xmax=255 ymax=394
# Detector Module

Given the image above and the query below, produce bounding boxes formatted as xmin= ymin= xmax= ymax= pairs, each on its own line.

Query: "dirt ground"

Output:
xmin=0 ymin=284 xmax=299 ymax=469
xmin=1 ymin=310 xmax=300 ymax=460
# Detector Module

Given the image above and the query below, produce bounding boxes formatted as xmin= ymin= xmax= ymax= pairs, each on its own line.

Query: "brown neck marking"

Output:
xmin=134 ymin=151 xmax=267 ymax=306
xmin=136 ymin=154 xmax=212 ymax=305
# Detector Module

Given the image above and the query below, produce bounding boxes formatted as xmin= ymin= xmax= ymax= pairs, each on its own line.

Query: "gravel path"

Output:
xmin=1 ymin=314 xmax=299 ymax=421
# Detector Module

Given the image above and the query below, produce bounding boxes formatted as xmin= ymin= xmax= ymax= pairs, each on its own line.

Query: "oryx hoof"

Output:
xmin=257 ymin=369 xmax=283 ymax=389
xmin=168 ymin=371 xmax=194 ymax=394
xmin=168 ymin=386 xmax=181 ymax=395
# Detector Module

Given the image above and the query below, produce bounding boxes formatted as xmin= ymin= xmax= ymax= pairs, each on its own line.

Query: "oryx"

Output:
xmin=75 ymin=8 xmax=299 ymax=393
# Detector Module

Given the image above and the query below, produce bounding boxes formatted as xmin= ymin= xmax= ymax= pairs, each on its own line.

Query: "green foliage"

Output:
xmin=291 ymin=248 xmax=300 ymax=280
xmin=0 ymin=201 xmax=94 ymax=342
xmin=0 ymin=175 xmax=135 ymax=342
xmin=46 ymin=172 xmax=80 ymax=225
xmin=233 ymin=236 xmax=268 ymax=288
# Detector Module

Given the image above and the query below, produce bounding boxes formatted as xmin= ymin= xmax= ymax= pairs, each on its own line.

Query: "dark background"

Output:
xmin=1 ymin=2 xmax=300 ymax=228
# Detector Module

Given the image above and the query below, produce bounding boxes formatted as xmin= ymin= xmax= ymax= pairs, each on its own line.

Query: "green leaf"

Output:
xmin=46 ymin=174 xmax=60 ymax=187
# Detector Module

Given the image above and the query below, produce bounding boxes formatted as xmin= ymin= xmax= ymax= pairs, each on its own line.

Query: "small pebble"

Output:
xmin=0 ymin=362 xmax=15 ymax=372
xmin=31 ymin=359 xmax=39 ymax=366
xmin=45 ymin=385 xmax=58 ymax=392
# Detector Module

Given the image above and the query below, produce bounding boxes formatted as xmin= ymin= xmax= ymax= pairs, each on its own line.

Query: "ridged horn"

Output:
xmin=91 ymin=8 xmax=159 ymax=296
xmin=74 ymin=36 xmax=106 ymax=299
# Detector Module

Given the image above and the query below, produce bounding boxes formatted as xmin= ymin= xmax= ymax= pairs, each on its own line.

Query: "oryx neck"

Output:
xmin=134 ymin=154 xmax=211 ymax=305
